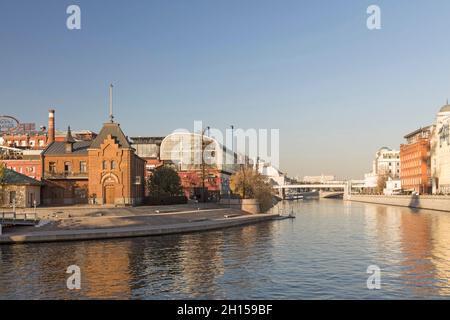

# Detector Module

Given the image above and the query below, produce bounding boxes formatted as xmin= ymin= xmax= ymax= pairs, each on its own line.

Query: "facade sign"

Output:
xmin=0 ymin=116 xmax=20 ymax=132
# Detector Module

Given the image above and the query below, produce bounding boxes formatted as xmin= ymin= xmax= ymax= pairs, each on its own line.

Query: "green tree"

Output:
xmin=147 ymin=165 xmax=183 ymax=197
xmin=230 ymin=166 xmax=274 ymax=212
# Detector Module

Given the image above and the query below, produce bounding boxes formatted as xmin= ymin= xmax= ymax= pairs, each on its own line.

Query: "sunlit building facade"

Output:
xmin=431 ymin=103 xmax=450 ymax=194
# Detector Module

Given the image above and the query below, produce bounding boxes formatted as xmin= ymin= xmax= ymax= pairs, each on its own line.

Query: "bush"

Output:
xmin=230 ymin=166 xmax=274 ymax=212
xmin=147 ymin=165 xmax=183 ymax=197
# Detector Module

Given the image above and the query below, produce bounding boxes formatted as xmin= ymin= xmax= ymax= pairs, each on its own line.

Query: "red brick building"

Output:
xmin=42 ymin=121 xmax=145 ymax=206
xmin=400 ymin=126 xmax=432 ymax=194
xmin=0 ymin=110 xmax=55 ymax=150
xmin=1 ymin=151 xmax=43 ymax=180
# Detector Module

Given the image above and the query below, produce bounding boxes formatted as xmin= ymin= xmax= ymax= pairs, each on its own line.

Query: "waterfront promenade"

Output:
xmin=0 ymin=204 xmax=279 ymax=244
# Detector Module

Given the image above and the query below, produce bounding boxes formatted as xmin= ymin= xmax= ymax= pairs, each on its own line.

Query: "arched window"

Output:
xmin=111 ymin=160 xmax=117 ymax=169
xmin=64 ymin=161 xmax=72 ymax=174
xmin=102 ymin=160 xmax=107 ymax=170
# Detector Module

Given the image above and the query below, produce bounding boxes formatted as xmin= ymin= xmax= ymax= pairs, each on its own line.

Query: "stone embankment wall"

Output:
xmin=345 ymin=194 xmax=450 ymax=212
xmin=219 ymin=199 xmax=261 ymax=214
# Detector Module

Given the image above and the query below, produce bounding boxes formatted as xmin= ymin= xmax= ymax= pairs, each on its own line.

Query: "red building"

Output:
xmin=400 ymin=126 xmax=432 ymax=194
xmin=0 ymin=110 xmax=55 ymax=150
xmin=1 ymin=153 xmax=43 ymax=181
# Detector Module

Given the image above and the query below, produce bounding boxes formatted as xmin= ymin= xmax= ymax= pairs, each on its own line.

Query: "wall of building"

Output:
xmin=42 ymin=179 xmax=89 ymax=205
xmin=1 ymin=159 xmax=42 ymax=180
xmin=0 ymin=185 xmax=41 ymax=208
xmin=431 ymin=113 xmax=450 ymax=194
xmin=88 ymin=135 xmax=145 ymax=206
xmin=400 ymin=138 xmax=431 ymax=194
xmin=1 ymin=134 xmax=48 ymax=149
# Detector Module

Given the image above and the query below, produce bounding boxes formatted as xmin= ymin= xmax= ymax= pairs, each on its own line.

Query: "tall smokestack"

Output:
xmin=48 ymin=109 xmax=55 ymax=145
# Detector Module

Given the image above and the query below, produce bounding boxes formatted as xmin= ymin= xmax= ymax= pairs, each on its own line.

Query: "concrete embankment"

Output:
xmin=345 ymin=194 xmax=450 ymax=212
xmin=0 ymin=212 xmax=280 ymax=244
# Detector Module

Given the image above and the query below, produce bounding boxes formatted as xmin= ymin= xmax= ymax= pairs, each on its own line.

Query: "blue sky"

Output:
xmin=1 ymin=0 xmax=450 ymax=178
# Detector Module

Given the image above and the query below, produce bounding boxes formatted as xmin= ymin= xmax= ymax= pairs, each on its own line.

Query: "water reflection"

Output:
xmin=2 ymin=200 xmax=450 ymax=299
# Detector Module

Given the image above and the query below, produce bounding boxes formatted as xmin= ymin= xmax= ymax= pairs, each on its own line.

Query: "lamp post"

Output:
xmin=201 ymin=126 xmax=210 ymax=203
xmin=230 ymin=125 xmax=234 ymax=155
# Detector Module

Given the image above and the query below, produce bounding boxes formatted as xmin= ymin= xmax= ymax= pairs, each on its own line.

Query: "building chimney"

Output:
xmin=48 ymin=109 xmax=55 ymax=145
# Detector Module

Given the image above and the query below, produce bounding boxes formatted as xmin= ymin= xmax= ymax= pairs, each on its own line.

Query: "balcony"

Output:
xmin=44 ymin=171 xmax=88 ymax=179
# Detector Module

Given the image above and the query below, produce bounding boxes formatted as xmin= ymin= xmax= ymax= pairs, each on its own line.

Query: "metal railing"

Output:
xmin=0 ymin=199 xmax=39 ymax=225
xmin=44 ymin=171 xmax=88 ymax=179
xmin=0 ymin=211 xmax=38 ymax=223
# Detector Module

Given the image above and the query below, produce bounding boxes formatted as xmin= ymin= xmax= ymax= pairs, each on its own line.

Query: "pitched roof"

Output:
xmin=89 ymin=122 xmax=131 ymax=149
xmin=1 ymin=168 xmax=41 ymax=186
xmin=43 ymin=140 xmax=91 ymax=155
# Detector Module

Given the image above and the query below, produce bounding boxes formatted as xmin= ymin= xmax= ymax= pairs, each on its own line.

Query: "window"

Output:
xmin=80 ymin=161 xmax=87 ymax=173
xmin=64 ymin=161 xmax=72 ymax=174
xmin=9 ymin=191 xmax=16 ymax=204
xmin=102 ymin=160 xmax=107 ymax=170
xmin=111 ymin=160 xmax=117 ymax=169
xmin=135 ymin=176 xmax=141 ymax=185
xmin=49 ymin=162 xmax=56 ymax=173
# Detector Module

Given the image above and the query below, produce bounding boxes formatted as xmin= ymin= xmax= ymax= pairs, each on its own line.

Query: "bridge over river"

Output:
xmin=273 ymin=181 xmax=366 ymax=199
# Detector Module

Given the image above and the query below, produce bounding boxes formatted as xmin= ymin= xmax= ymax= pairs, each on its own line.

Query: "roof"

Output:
xmin=440 ymin=104 xmax=450 ymax=113
xmin=1 ymin=168 xmax=41 ymax=186
xmin=43 ymin=140 xmax=91 ymax=155
xmin=403 ymin=125 xmax=432 ymax=139
xmin=90 ymin=122 xmax=131 ymax=149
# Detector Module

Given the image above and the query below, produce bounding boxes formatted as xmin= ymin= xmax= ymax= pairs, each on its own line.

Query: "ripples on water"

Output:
xmin=1 ymin=199 xmax=450 ymax=299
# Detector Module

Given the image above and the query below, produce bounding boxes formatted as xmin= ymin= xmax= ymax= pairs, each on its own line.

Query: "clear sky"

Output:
xmin=1 ymin=0 xmax=450 ymax=179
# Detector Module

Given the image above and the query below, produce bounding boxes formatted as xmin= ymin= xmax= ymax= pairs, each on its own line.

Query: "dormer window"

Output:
xmin=102 ymin=160 xmax=107 ymax=170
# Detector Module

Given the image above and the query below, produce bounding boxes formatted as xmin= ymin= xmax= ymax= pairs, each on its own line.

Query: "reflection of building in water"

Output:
xmin=175 ymin=233 xmax=225 ymax=297
xmin=429 ymin=214 xmax=450 ymax=295
xmin=80 ymin=241 xmax=133 ymax=299
xmin=363 ymin=204 xmax=402 ymax=260
xmin=399 ymin=211 xmax=436 ymax=296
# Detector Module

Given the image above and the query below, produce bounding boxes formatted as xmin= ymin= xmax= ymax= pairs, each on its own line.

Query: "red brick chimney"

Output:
xmin=48 ymin=109 xmax=55 ymax=145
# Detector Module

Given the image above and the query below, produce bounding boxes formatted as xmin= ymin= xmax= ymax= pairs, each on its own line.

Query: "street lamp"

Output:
xmin=201 ymin=125 xmax=210 ymax=202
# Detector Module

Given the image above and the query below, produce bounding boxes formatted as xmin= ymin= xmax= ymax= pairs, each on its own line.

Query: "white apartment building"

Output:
xmin=364 ymin=147 xmax=401 ymax=188
xmin=431 ymin=103 xmax=450 ymax=194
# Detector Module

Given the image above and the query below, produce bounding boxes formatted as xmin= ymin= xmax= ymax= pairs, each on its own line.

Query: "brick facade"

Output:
xmin=88 ymin=134 xmax=145 ymax=205
xmin=42 ymin=122 xmax=145 ymax=206
xmin=400 ymin=127 xmax=432 ymax=194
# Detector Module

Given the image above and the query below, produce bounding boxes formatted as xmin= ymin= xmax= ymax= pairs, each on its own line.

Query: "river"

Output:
xmin=1 ymin=199 xmax=450 ymax=299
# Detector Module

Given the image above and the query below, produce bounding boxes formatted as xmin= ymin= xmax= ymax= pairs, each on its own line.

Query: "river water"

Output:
xmin=1 ymin=199 xmax=450 ymax=299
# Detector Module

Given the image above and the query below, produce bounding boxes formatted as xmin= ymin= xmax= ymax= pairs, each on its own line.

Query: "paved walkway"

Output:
xmin=0 ymin=204 xmax=281 ymax=244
